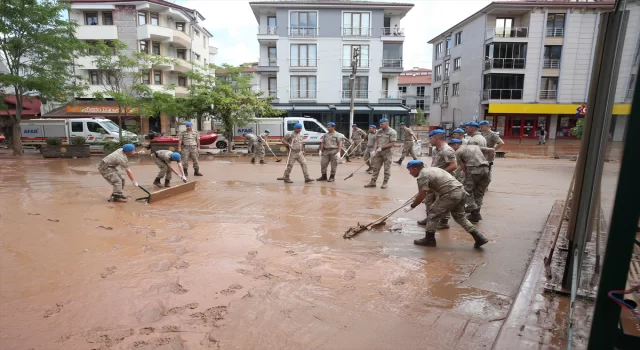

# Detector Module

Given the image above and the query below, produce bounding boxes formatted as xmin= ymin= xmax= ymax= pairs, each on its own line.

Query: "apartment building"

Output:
xmin=428 ymin=0 xmax=638 ymax=141
xmin=398 ymin=68 xmax=432 ymax=120
xmin=46 ymin=0 xmax=218 ymax=134
xmin=249 ymin=0 xmax=414 ymax=135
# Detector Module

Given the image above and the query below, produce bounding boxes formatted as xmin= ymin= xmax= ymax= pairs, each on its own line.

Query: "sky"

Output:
xmin=176 ymin=0 xmax=494 ymax=69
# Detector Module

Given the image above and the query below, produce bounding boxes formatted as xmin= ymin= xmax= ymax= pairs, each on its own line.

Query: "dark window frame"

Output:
xmin=138 ymin=11 xmax=148 ymax=26
xmin=85 ymin=12 xmax=99 ymax=25
xmin=178 ymin=76 xmax=187 ymax=87
xmin=150 ymin=12 xmax=159 ymax=26
xmin=176 ymin=48 xmax=186 ymax=60
xmin=102 ymin=12 xmax=113 ymax=25
xmin=153 ymin=71 xmax=162 ymax=85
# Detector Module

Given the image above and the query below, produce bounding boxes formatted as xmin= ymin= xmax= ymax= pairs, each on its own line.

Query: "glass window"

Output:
xmin=85 ymin=12 xmax=98 ymax=25
xmin=341 ymin=76 xmax=369 ymax=98
xmin=445 ymin=36 xmax=452 ymax=56
xmin=176 ymin=22 xmax=185 ymax=31
xmin=103 ymin=12 xmax=113 ymax=25
xmin=178 ymin=76 xmax=187 ymax=87
xmin=541 ymin=77 xmax=558 ymax=90
xmin=194 ymin=29 xmax=200 ymax=37
xmin=140 ymin=40 xmax=149 ymax=54
xmin=434 ymin=65 xmax=441 ymax=80
xmin=290 ymin=44 xmax=317 ymax=67
xmin=433 ymin=87 xmax=440 ymax=102
xmin=342 ymin=45 xmax=369 ymax=67
xmin=87 ymin=122 xmax=107 ymax=133
xmin=398 ymin=86 xmax=407 ymax=93
xmin=343 ymin=12 xmax=371 ymax=36
xmin=142 ymin=71 xmax=150 ymax=84
xmin=304 ymin=121 xmax=324 ymax=133
xmin=435 ymin=42 xmax=443 ymax=59
xmin=287 ymin=120 xmax=299 ymax=131
xmin=89 ymin=70 xmax=100 ymax=85
xmin=547 ymin=14 xmax=565 ymax=36
xmin=417 ymin=86 xmax=425 ymax=97
xmin=177 ymin=49 xmax=186 ymax=59
xmin=290 ymin=11 xmax=318 ymax=36
xmin=454 ymin=58 xmax=461 ymax=71
xmin=544 ymin=45 xmax=562 ymax=59
xmin=496 ymin=17 xmax=514 ymax=37
xmin=453 ymin=83 xmax=460 ymax=96
xmin=194 ymin=53 xmax=201 ymax=61
xmin=290 ymin=76 xmax=317 ymax=98
xmin=150 ymin=13 xmax=159 ymax=25
xmin=416 ymin=100 xmax=425 ymax=109
xmin=455 ymin=32 xmax=462 ymax=45
xmin=151 ymin=42 xmax=160 ymax=55
xmin=154 ymin=71 xmax=162 ymax=85
xmin=138 ymin=11 xmax=147 ymax=25
xmin=71 ymin=122 xmax=83 ymax=132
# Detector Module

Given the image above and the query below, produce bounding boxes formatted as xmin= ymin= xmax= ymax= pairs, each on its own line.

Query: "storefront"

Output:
xmin=483 ymin=114 xmax=550 ymax=138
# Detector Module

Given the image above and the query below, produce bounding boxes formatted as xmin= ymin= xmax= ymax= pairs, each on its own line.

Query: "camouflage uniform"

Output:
xmin=481 ymin=130 xmax=503 ymax=182
xmin=350 ymin=127 xmax=367 ymax=156
xmin=98 ymin=149 xmax=129 ymax=198
xmin=455 ymin=145 xmax=490 ymax=212
xmin=282 ymin=131 xmax=311 ymax=180
xmin=369 ymin=127 xmax=398 ymax=184
xmin=151 ymin=150 xmax=174 ymax=181
xmin=179 ymin=130 xmax=199 ymax=172
xmin=423 ymin=144 xmax=458 ymax=223
xmin=399 ymin=127 xmax=417 ymax=161
xmin=466 ymin=131 xmax=487 ymax=147
xmin=244 ymin=133 xmax=258 ymax=158
xmin=363 ymin=131 xmax=376 ymax=165
xmin=320 ymin=131 xmax=344 ymax=176
xmin=254 ymin=132 xmax=268 ymax=161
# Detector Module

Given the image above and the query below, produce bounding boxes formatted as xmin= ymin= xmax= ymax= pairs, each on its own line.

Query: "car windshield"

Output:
xmin=101 ymin=120 xmax=121 ymax=132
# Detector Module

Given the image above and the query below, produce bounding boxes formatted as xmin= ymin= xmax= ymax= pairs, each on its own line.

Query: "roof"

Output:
xmin=249 ymin=1 xmax=414 ymax=7
xmin=427 ymin=0 xmax=615 ymax=43
xmin=2 ymin=95 xmax=41 ymax=117
xmin=398 ymin=74 xmax=432 ymax=85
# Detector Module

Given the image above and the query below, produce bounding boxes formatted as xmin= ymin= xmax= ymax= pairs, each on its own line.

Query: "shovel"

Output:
xmin=260 ymin=136 xmax=282 ymax=162
xmin=135 ymin=185 xmax=152 ymax=203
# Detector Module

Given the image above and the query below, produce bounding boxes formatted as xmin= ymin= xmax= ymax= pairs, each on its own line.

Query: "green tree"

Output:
xmin=415 ymin=108 xmax=426 ymax=126
xmin=0 ymin=0 xmax=86 ymax=155
xmin=571 ymin=119 xmax=584 ymax=138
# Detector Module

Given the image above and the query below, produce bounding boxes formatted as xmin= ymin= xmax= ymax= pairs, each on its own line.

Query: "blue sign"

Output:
xmin=237 ymin=128 xmax=253 ymax=133
xmin=24 ymin=129 xmax=39 ymax=134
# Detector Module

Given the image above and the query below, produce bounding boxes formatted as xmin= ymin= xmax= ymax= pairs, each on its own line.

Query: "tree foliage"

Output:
xmin=415 ymin=108 xmax=426 ymax=126
xmin=0 ymin=0 xmax=86 ymax=155
xmin=571 ymin=119 xmax=584 ymax=138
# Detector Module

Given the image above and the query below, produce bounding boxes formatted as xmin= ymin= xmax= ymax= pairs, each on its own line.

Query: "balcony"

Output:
xmin=341 ymin=90 xmax=369 ymax=101
xmin=137 ymin=25 xmax=173 ymax=42
xmin=75 ymin=25 xmax=118 ymax=40
xmin=341 ymin=58 xmax=370 ymax=70
xmin=379 ymin=90 xmax=403 ymax=104
xmin=342 ymin=27 xmax=371 ymax=39
xmin=290 ymin=90 xmax=317 ymax=100
xmin=543 ymin=59 xmax=561 ymax=69
xmin=483 ymin=89 xmax=523 ymax=100
xmin=381 ymin=27 xmax=405 ymax=42
xmin=289 ymin=58 xmax=318 ymax=71
xmin=443 ymin=72 xmax=450 ymax=81
xmin=76 ymin=56 xmax=98 ymax=70
xmin=173 ymin=29 xmax=191 ymax=47
xmin=256 ymin=58 xmax=279 ymax=72
xmin=175 ymin=86 xmax=188 ymax=97
xmin=485 ymin=27 xmax=529 ymax=40
xmin=539 ymin=90 xmax=557 ymax=99
xmin=441 ymin=96 xmax=449 ymax=106
xmin=626 ymin=89 xmax=635 ymax=100
xmin=435 ymin=52 xmax=444 ymax=60
xmin=546 ymin=28 xmax=564 ymax=37
xmin=257 ymin=26 xmax=279 ymax=42
xmin=288 ymin=27 xmax=318 ymax=38
xmin=484 ymin=58 xmax=526 ymax=70
xmin=434 ymin=75 xmax=442 ymax=82
xmin=172 ymin=58 xmax=191 ymax=73
xmin=380 ymin=59 xmax=403 ymax=73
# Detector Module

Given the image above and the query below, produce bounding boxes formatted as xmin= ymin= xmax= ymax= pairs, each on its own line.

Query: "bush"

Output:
xmin=71 ymin=136 xmax=86 ymax=145
xmin=571 ymin=119 xmax=584 ymax=138
xmin=416 ymin=108 xmax=427 ymax=126
xmin=102 ymin=142 xmax=121 ymax=155
xmin=45 ymin=137 xmax=62 ymax=146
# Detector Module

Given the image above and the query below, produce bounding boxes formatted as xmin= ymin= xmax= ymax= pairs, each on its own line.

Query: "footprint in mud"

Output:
xmin=236 ymin=269 xmax=252 ymax=275
xmin=189 ymin=306 xmax=227 ymax=326
xmin=167 ymin=235 xmax=182 ymax=243
xmin=110 ymin=245 xmax=121 ymax=252
xmin=139 ymin=327 xmax=155 ymax=335
xmin=27 ymin=213 xmax=41 ymax=216
xmin=164 ymin=303 xmax=199 ymax=316
xmin=254 ymin=273 xmax=276 ymax=280
xmin=220 ymin=289 xmax=236 ymax=296
xmin=142 ymin=246 xmax=156 ymax=253
xmin=246 ymin=251 xmax=258 ymax=261
xmin=132 ymin=336 xmax=184 ymax=350
xmin=85 ymin=328 xmax=135 ymax=348
xmin=161 ymin=325 xmax=180 ymax=333
xmin=97 ymin=225 xmax=113 ymax=230
xmin=147 ymin=230 xmax=157 ymax=239
xmin=171 ymin=259 xmax=189 ymax=269
xmin=149 ymin=260 xmax=172 ymax=272
xmin=229 ymin=284 xmax=243 ymax=290
xmin=343 ymin=270 xmax=356 ymax=281
xmin=200 ymin=331 xmax=219 ymax=348
xmin=47 ymin=219 xmax=60 ymax=222
xmin=391 ymin=278 xmax=406 ymax=286
xmin=44 ymin=301 xmax=68 ymax=318
xmin=174 ymin=247 xmax=188 ymax=256
xmin=100 ymin=266 xmax=117 ymax=278
xmin=300 ymin=258 xmax=323 ymax=269
xmin=146 ymin=282 xmax=188 ymax=296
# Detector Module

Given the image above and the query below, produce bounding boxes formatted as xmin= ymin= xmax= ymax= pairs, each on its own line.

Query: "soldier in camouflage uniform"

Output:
xmin=479 ymin=120 xmax=504 ymax=183
xmin=178 ymin=122 xmax=202 ymax=176
xmin=151 ymin=150 xmax=186 ymax=188
xmin=98 ymin=144 xmax=139 ymax=203
xmin=317 ymin=122 xmax=344 ymax=182
xmin=394 ymin=122 xmax=418 ymax=165
xmin=363 ymin=125 xmax=377 ymax=173
xmin=243 ymin=133 xmax=259 ymax=164
xmin=350 ymin=124 xmax=367 ymax=157
xmin=277 ymin=123 xmax=313 ymax=183
xmin=452 ymin=128 xmax=468 ymax=145
xmin=464 ymin=121 xmax=487 ymax=147
xmin=365 ymin=118 xmax=397 ymax=189
xmin=255 ymin=129 xmax=270 ymax=164
xmin=405 ymin=160 xmax=488 ymax=248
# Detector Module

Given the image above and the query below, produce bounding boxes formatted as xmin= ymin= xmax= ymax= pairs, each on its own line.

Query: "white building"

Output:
xmin=427 ymin=0 xmax=638 ymax=141
xmin=398 ymin=67 xmax=432 ymax=121
xmin=249 ymin=0 xmax=414 ymax=135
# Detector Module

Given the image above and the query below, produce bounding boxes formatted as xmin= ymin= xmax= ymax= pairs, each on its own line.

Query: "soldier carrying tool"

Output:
xmin=394 ymin=122 xmax=419 ymax=165
xmin=363 ymin=125 xmax=377 ymax=173
xmin=151 ymin=150 xmax=186 ymax=188
xmin=350 ymin=124 xmax=367 ymax=158
xmin=317 ymin=122 xmax=344 ymax=183
xmin=178 ymin=122 xmax=202 ymax=177
xmin=277 ymin=123 xmax=313 ymax=184
xmin=365 ymin=118 xmax=397 ymax=189
xmin=98 ymin=144 xmax=139 ymax=203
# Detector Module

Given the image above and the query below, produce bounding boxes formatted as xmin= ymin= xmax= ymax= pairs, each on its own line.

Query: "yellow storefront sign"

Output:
xmin=488 ymin=103 xmax=631 ymax=115
xmin=66 ymin=105 xmax=139 ymax=114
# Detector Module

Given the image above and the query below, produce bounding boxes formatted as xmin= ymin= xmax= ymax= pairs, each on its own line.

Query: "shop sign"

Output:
xmin=66 ymin=105 xmax=139 ymax=114
xmin=576 ymin=104 xmax=587 ymax=117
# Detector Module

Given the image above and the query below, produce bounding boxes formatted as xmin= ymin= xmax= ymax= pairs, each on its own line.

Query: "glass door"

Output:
xmin=523 ymin=117 xmax=535 ymax=137
xmin=510 ymin=116 xmax=522 ymax=136
xmin=267 ymin=16 xmax=276 ymax=34
xmin=496 ymin=17 xmax=514 ymax=38
xmin=268 ymin=47 xmax=277 ymax=66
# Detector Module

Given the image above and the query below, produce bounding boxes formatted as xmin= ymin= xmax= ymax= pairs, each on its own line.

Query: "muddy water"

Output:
xmin=0 ymin=155 xmax=581 ymax=349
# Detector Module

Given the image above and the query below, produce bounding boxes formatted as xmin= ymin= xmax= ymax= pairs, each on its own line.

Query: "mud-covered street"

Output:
xmin=0 ymin=154 xmax=596 ymax=349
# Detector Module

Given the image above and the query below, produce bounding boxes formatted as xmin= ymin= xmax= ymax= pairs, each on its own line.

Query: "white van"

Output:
xmin=20 ymin=118 xmax=139 ymax=147
xmin=215 ymin=117 xmax=328 ymax=149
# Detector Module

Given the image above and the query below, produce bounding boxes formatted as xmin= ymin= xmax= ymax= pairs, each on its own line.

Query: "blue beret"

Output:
xmin=379 ymin=118 xmax=389 ymax=123
xmin=428 ymin=129 xmax=445 ymax=137
xmin=466 ymin=121 xmax=480 ymax=128
xmin=453 ymin=128 xmax=465 ymax=134
xmin=369 ymin=125 xmax=377 ymax=129
xmin=406 ymin=160 xmax=424 ymax=169
xmin=171 ymin=152 xmax=181 ymax=161
xmin=448 ymin=138 xmax=462 ymax=144
xmin=479 ymin=120 xmax=490 ymax=126
xmin=327 ymin=122 xmax=336 ymax=126
xmin=264 ymin=129 xmax=270 ymax=133
xmin=294 ymin=123 xmax=303 ymax=129
xmin=122 ymin=144 xmax=135 ymax=152
xmin=185 ymin=122 xmax=192 ymax=127
xmin=399 ymin=122 xmax=406 ymax=126
xmin=352 ymin=124 xmax=357 ymax=127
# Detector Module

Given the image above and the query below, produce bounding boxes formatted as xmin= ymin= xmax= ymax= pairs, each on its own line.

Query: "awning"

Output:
xmin=334 ymin=106 xmax=372 ymax=111
xmin=488 ymin=103 xmax=631 ymax=115
xmin=294 ymin=105 xmax=330 ymax=111
xmin=273 ymin=105 xmax=294 ymax=111
xmin=370 ymin=105 xmax=411 ymax=112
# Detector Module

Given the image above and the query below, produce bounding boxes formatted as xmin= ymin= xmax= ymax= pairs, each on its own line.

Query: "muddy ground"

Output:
xmin=0 ymin=149 xmax=619 ymax=349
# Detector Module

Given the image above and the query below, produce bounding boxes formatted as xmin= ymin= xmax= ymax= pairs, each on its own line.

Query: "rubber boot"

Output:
xmin=251 ymin=158 xmax=255 ymax=164
xmin=469 ymin=230 xmax=489 ymax=248
xmin=365 ymin=167 xmax=373 ymax=173
xmin=194 ymin=169 xmax=203 ymax=176
xmin=153 ymin=177 xmax=163 ymax=188
xmin=417 ymin=218 xmax=427 ymax=225
xmin=437 ymin=219 xmax=450 ymax=229
xmin=414 ymin=231 xmax=436 ymax=247
xmin=327 ymin=174 xmax=335 ymax=182
xmin=346 ymin=155 xmax=351 ymax=162
xmin=183 ymin=167 xmax=188 ymax=176
xmin=164 ymin=179 xmax=171 ymax=188
xmin=467 ymin=209 xmax=482 ymax=223
xmin=284 ymin=178 xmax=293 ymax=183
xmin=394 ymin=159 xmax=403 ymax=165
xmin=277 ymin=176 xmax=288 ymax=181
xmin=381 ymin=180 xmax=388 ymax=189
xmin=364 ymin=180 xmax=376 ymax=188
xmin=305 ymin=178 xmax=314 ymax=183
xmin=316 ymin=174 xmax=328 ymax=181
xmin=112 ymin=197 xmax=128 ymax=203
xmin=260 ymin=160 xmax=266 ymax=164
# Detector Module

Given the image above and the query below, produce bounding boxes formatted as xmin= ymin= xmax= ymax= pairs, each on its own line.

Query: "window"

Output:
xmin=455 ymin=32 xmax=462 ymax=45
xmin=401 ymin=99 xmax=406 ymax=106
xmin=86 ymin=40 xmax=100 ymax=55
xmin=287 ymin=120 xmax=299 ymax=131
xmin=453 ymin=83 xmax=460 ymax=96
xmin=443 ymin=84 xmax=449 ymax=97
xmin=342 ymin=45 xmax=369 ymax=67
xmin=289 ymin=11 xmax=318 ymax=36
xmin=417 ymin=86 xmax=425 ymax=97
xmin=89 ymin=70 xmax=100 ymax=85
xmin=268 ymin=77 xmax=277 ymax=96
xmin=435 ymin=42 xmax=443 ymax=59
xmin=303 ymin=121 xmax=324 ymax=133
xmin=71 ymin=122 xmax=83 ymax=133
xmin=152 ymin=42 xmax=160 ymax=55
xmin=150 ymin=13 xmax=159 ymax=25
xmin=85 ymin=12 xmax=99 ymax=25
xmin=267 ymin=16 xmax=277 ymax=33
xmin=540 ymin=77 xmax=558 ymax=99
xmin=496 ymin=17 xmax=514 ymax=37
xmin=141 ymin=71 xmax=150 ymax=84
xmin=343 ymin=12 xmax=371 ymax=36
xmin=194 ymin=29 xmax=200 ymax=37
xmin=140 ymin=40 xmax=149 ymax=54
xmin=628 ymin=74 xmax=636 ymax=99
xmin=177 ymin=49 xmax=186 ymax=60
xmin=104 ymin=72 xmax=115 ymax=85
xmin=290 ymin=44 xmax=317 ymax=67
xmin=445 ymin=36 xmax=452 ymax=56
xmin=176 ymin=22 xmax=185 ymax=31
xmin=434 ymin=65 xmax=442 ymax=81
xmin=290 ymin=76 xmax=317 ymax=98
xmin=543 ymin=45 xmax=562 ymax=68
xmin=178 ymin=76 xmax=187 ymax=87
xmin=547 ymin=14 xmax=565 ymax=37
xmin=483 ymin=74 xmax=525 ymax=100
xmin=444 ymin=60 xmax=450 ymax=78
xmin=433 ymin=87 xmax=440 ymax=103
xmin=103 ymin=12 xmax=113 ymax=25
xmin=153 ymin=71 xmax=162 ymax=85
xmin=138 ymin=11 xmax=147 ymax=25
xmin=203 ymin=36 xmax=206 ymax=48
xmin=341 ymin=76 xmax=369 ymax=99
xmin=416 ymin=100 xmax=425 ymax=109
xmin=485 ymin=43 xmax=527 ymax=69
xmin=398 ymin=86 xmax=407 ymax=93
xmin=87 ymin=122 xmax=107 ymax=134
xmin=454 ymin=58 xmax=461 ymax=71
xmin=194 ymin=53 xmax=201 ymax=61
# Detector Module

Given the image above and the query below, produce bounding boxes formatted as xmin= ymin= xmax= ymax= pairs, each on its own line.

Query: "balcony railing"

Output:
xmin=259 ymin=58 xmax=278 ymax=66
xmin=341 ymin=90 xmax=369 ymax=99
xmin=290 ymin=90 xmax=317 ymax=99
xmin=539 ymin=90 xmax=558 ymax=99
xmin=342 ymin=27 xmax=371 ymax=37
xmin=381 ymin=90 xmax=402 ymax=99
xmin=543 ymin=59 xmax=561 ymax=69
xmin=381 ymin=59 xmax=403 ymax=67
xmin=258 ymin=26 xmax=278 ymax=35
xmin=288 ymin=27 xmax=318 ymax=37
xmin=627 ymin=89 xmax=635 ymax=99
xmin=486 ymin=27 xmax=529 ymax=39
xmin=441 ymin=96 xmax=449 ymax=105
xmin=484 ymin=58 xmax=526 ymax=70
xmin=289 ymin=58 xmax=318 ymax=67
xmin=382 ymin=27 xmax=405 ymax=36
xmin=269 ymin=90 xmax=277 ymax=97
xmin=443 ymin=72 xmax=450 ymax=80
xmin=546 ymin=28 xmax=564 ymax=37
xmin=446 ymin=48 xmax=451 ymax=57
xmin=434 ymin=75 xmax=442 ymax=82
xmin=435 ymin=52 xmax=444 ymax=60
xmin=341 ymin=58 xmax=370 ymax=68
xmin=483 ymin=89 xmax=523 ymax=100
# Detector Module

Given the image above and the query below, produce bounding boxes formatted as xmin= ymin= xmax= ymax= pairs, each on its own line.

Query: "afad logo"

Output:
xmin=237 ymin=128 xmax=254 ymax=133
xmin=576 ymin=104 xmax=587 ymax=117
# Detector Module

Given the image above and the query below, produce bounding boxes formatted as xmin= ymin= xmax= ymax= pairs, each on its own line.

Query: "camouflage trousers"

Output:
xmin=423 ymin=192 xmax=450 ymax=222
xmin=370 ymin=149 xmax=392 ymax=182
xmin=363 ymin=146 xmax=373 ymax=165
xmin=349 ymin=140 xmax=364 ymax=156
xmin=464 ymin=166 xmax=491 ymax=211
xmin=425 ymin=188 xmax=476 ymax=232
xmin=400 ymin=141 xmax=417 ymax=160
xmin=151 ymin=154 xmax=172 ymax=180
xmin=98 ymin=163 xmax=124 ymax=197
xmin=252 ymin=141 xmax=265 ymax=161
xmin=181 ymin=145 xmax=199 ymax=170
xmin=284 ymin=151 xmax=310 ymax=179
xmin=320 ymin=149 xmax=339 ymax=175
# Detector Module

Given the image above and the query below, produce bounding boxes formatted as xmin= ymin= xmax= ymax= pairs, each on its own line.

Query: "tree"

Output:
xmin=0 ymin=0 xmax=86 ymax=155
xmin=571 ymin=119 xmax=584 ymax=138
xmin=415 ymin=108 xmax=426 ymax=126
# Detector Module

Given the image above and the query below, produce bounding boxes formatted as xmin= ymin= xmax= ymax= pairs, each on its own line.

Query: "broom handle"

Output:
xmin=368 ymin=193 xmax=419 ymax=227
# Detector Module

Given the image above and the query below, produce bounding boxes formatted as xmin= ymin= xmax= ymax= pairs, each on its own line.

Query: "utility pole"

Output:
xmin=348 ymin=47 xmax=359 ymax=139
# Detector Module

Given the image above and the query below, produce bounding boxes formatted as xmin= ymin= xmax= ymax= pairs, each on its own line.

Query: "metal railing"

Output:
xmin=290 ymin=90 xmax=317 ymax=99
xmin=381 ymin=90 xmax=401 ymax=99
xmin=288 ymin=27 xmax=318 ymax=37
xmin=546 ymin=27 xmax=564 ymax=37
xmin=484 ymin=58 xmax=526 ymax=70
xmin=486 ymin=27 xmax=529 ymax=39
xmin=259 ymin=58 xmax=278 ymax=66
xmin=434 ymin=75 xmax=442 ymax=82
xmin=382 ymin=27 xmax=405 ymax=36
xmin=341 ymin=58 xmax=370 ymax=68
xmin=441 ymin=96 xmax=449 ymax=105
xmin=268 ymin=90 xmax=277 ymax=97
xmin=446 ymin=48 xmax=451 ymax=56
xmin=627 ymin=89 xmax=635 ymax=99
xmin=258 ymin=26 xmax=277 ymax=35
xmin=341 ymin=90 xmax=369 ymax=99
xmin=342 ymin=27 xmax=371 ymax=37
xmin=289 ymin=58 xmax=318 ymax=67
xmin=483 ymin=89 xmax=523 ymax=100
xmin=543 ymin=59 xmax=561 ymax=69
xmin=381 ymin=59 xmax=403 ymax=67
xmin=443 ymin=72 xmax=450 ymax=80
xmin=539 ymin=90 xmax=558 ymax=99
xmin=435 ymin=52 xmax=444 ymax=60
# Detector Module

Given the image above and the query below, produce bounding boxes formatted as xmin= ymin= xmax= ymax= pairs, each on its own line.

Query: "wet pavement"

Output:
xmin=0 ymin=151 xmax=614 ymax=349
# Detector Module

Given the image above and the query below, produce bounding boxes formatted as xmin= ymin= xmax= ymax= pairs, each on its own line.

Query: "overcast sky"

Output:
xmin=177 ymin=0 xmax=493 ymax=69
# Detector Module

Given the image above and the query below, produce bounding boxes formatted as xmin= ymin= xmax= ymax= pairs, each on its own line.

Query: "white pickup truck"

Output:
xmin=20 ymin=118 xmax=139 ymax=148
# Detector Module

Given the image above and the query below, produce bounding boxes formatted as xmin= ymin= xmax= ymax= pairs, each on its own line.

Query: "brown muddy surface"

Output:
xmin=0 ymin=154 xmax=598 ymax=349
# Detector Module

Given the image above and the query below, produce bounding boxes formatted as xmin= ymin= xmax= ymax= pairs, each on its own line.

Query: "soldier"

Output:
xmin=452 ymin=128 xmax=468 ymax=145
xmin=394 ymin=122 xmax=418 ymax=165
xmin=448 ymin=139 xmax=495 ymax=223
xmin=151 ymin=150 xmax=186 ymax=188
xmin=317 ymin=122 xmax=344 ymax=182
xmin=98 ymin=144 xmax=139 ymax=203
xmin=243 ymin=133 xmax=258 ymax=163
xmin=404 ymin=160 xmax=488 ymax=248
xmin=255 ymin=129 xmax=270 ymax=164
xmin=479 ymin=120 xmax=504 ymax=182
xmin=277 ymin=123 xmax=313 ymax=184
xmin=177 ymin=122 xmax=202 ymax=176
xmin=363 ymin=125 xmax=377 ymax=173
xmin=350 ymin=124 xmax=367 ymax=157
xmin=365 ymin=118 xmax=397 ymax=189
xmin=464 ymin=121 xmax=487 ymax=147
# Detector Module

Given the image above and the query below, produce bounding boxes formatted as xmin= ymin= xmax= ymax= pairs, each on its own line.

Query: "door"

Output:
xmin=523 ymin=117 xmax=535 ymax=137
xmin=267 ymin=16 xmax=276 ymax=34
xmin=384 ymin=17 xmax=391 ymax=35
xmin=268 ymin=77 xmax=277 ymax=97
xmin=382 ymin=78 xmax=389 ymax=98
xmin=268 ymin=47 xmax=277 ymax=66
xmin=301 ymin=119 xmax=327 ymax=144
xmin=86 ymin=121 xmax=108 ymax=143
xmin=496 ymin=17 xmax=514 ymax=37
xmin=70 ymin=121 xmax=85 ymax=139
xmin=510 ymin=116 xmax=522 ymax=136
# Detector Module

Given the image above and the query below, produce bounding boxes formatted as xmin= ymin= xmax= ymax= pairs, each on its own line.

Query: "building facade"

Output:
xmin=427 ymin=0 xmax=637 ymax=141
xmin=249 ymin=0 xmax=414 ymax=136
xmin=398 ymin=67 xmax=432 ymax=122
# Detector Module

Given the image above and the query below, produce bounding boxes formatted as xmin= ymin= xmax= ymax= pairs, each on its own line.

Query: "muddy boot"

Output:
xmin=153 ymin=177 xmax=163 ymax=188
xmin=469 ymin=230 xmax=489 ymax=248
xmin=305 ymin=178 xmax=314 ymax=183
xmin=417 ymin=218 xmax=427 ymax=226
xmin=194 ymin=169 xmax=203 ymax=176
xmin=164 ymin=179 xmax=171 ymax=188
xmin=365 ymin=167 xmax=372 ymax=173
xmin=316 ymin=174 xmax=328 ymax=181
xmin=381 ymin=181 xmax=388 ymax=189
xmin=414 ymin=231 xmax=436 ymax=247
xmin=437 ymin=219 xmax=450 ymax=229
xmin=251 ymin=158 xmax=255 ymax=164
xmin=364 ymin=180 xmax=376 ymax=188
xmin=327 ymin=174 xmax=335 ymax=182
xmin=277 ymin=176 xmax=288 ymax=181
xmin=467 ymin=209 xmax=482 ymax=223
xmin=260 ymin=160 xmax=266 ymax=164
xmin=346 ymin=155 xmax=351 ymax=162
xmin=183 ymin=167 xmax=188 ymax=176
xmin=284 ymin=178 xmax=293 ymax=183
xmin=394 ymin=159 xmax=403 ymax=165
